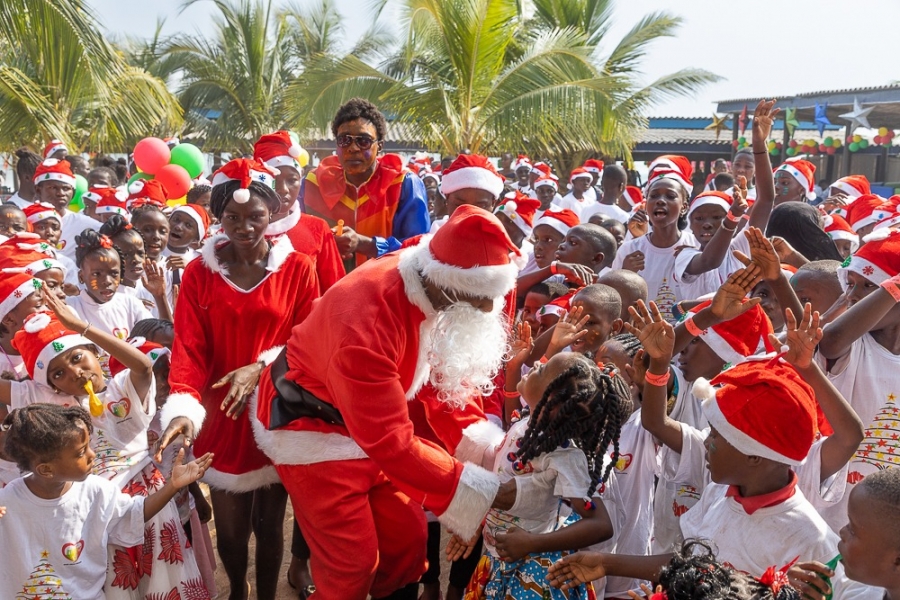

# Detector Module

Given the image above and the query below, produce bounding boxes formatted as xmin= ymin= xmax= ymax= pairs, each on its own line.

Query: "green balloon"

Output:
xmin=769 ymin=147 xmax=780 ymax=156
xmin=169 ymin=143 xmax=205 ymax=179
xmin=824 ymin=136 xmax=834 ymax=147
xmin=849 ymin=142 xmax=860 ymax=152
xmin=738 ymin=136 xmax=747 ymax=144
xmin=68 ymin=174 xmax=88 ymax=212
xmin=786 ymin=147 xmax=796 ymax=157
xmin=859 ymin=139 xmax=869 ymax=149
xmin=127 ymin=171 xmax=153 ymax=188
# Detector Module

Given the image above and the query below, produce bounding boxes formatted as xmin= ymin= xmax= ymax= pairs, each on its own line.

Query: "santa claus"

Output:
xmin=252 ymin=205 xmax=520 ymax=599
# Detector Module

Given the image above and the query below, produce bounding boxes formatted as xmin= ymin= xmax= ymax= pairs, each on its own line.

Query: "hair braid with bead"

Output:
xmin=515 ymin=354 xmax=631 ymax=496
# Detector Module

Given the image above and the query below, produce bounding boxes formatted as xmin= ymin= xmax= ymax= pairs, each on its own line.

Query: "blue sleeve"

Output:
xmin=373 ymin=173 xmax=431 ymax=256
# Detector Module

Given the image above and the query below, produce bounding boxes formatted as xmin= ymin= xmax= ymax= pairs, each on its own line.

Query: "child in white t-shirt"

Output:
xmin=0 ymin=402 xmax=211 ymax=600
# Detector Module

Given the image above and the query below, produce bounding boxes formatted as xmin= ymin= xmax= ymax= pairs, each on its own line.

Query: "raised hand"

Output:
xmin=622 ymin=250 xmax=645 ymax=273
xmin=169 ymin=449 xmax=213 ymax=489
xmin=771 ymin=304 xmax=822 ymax=369
xmin=821 ymin=194 xmax=850 ymax=215
xmin=546 ymin=552 xmax=607 ymax=591
xmin=709 ymin=265 xmax=762 ymax=322
xmin=41 ymin=287 xmax=85 ymax=332
xmin=735 ymin=227 xmax=781 ymax=281
xmin=624 ymin=301 xmax=674 ymax=362
xmin=142 ymin=259 xmax=166 ymax=298
xmin=730 ymin=177 xmax=749 ymax=219
xmin=548 ymin=305 xmax=590 ymax=355
xmin=508 ymin=321 xmax=534 ymax=366
xmin=628 ymin=207 xmax=649 ymax=239
xmin=752 ymin=99 xmax=781 ymax=143
xmin=555 ymin=262 xmax=597 ymax=286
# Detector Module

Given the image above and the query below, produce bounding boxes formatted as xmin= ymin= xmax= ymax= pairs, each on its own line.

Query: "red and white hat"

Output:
xmin=533 ymin=209 xmax=580 ymax=237
xmin=212 ymin=157 xmax=279 ymax=204
xmin=253 ymin=130 xmax=304 ymax=171
xmin=495 ymin=192 xmax=541 ymax=237
xmin=872 ymin=211 xmax=900 ymax=234
xmin=531 ymin=162 xmax=556 ymax=180
xmin=533 ymin=174 xmax=558 ymax=191
xmin=513 ymin=154 xmax=532 ymax=170
xmin=647 ymin=155 xmax=693 ymax=195
xmin=439 ymin=154 xmax=505 ymax=200
xmin=80 ymin=185 xmax=110 ymax=206
xmin=845 ymin=194 xmax=893 ymax=232
xmin=0 ymin=271 xmax=43 ymax=322
xmin=422 ymin=171 xmax=441 ymax=184
xmin=569 ymin=168 xmax=593 ymax=183
xmin=622 ymin=185 xmax=643 ymax=208
xmin=830 ymin=174 xmax=870 ymax=199
xmin=22 ymin=202 xmax=59 ymax=225
xmin=583 ymin=159 xmax=605 ymax=174
xmin=108 ymin=337 xmax=169 ymax=377
xmin=685 ymin=300 xmax=775 ymax=366
xmin=93 ymin=188 xmax=130 ymax=219
xmin=687 ymin=190 xmax=732 ymax=218
xmin=694 ymin=359 xmax=817 ymax=466
xmin=823 ymin=214 xmax=859 ymax=253
xmin=0 ymin=233 xmax=66 ymax=277
xmin=171 ymin=204 xmax=211 ymax=240
xmin=127 ymin=179 xmax=169 ymax=209
xmin=33 ymin=159 xmax=75 ymax=188
xmin=403 ymin=205 xmax=520 ymax=299
xmin=12 ymin=312 xmax=92 ymax=388
xmin=774 ymin=159 xmax=816 ymax=200
xmin=42 ymin=140 xmax=68 ymax=159
xmin=838 ymin=229 xmax=900 ymax=289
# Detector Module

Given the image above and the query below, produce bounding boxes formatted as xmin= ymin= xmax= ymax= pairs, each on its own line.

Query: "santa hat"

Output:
xmin=838 ymin=229 xmax=900 ymax=289
xmin=622 ymin=185 xmax=643 ymax=208
xmin=439 ymin=154 xmax=505 ymax=200
xmin=873 ymin=211 xmax=900 ymax=234
xmin=422 ymin=171 xmax=441 ymax=184
xmin=253 ymin=130 xmax=304 ymax=172
xmin=569 ymin=168 xmax=593 ymax=183
xmin=405 ymin=205 xmax=520 ymax=299
xmin=212 ymin=157 xmax=279 ymax=204
xmin=0 ymin=271 xmax=43 ymax=322
xmin=830 ymin=174 xmax=870 ymax=199
xmin=93 ymin=188 xmax=131 ymax=219
xmin=171 ymin=204 xmax=210 ymax=239
xmin=495 ymin=192 xmax=541 ymax=237
xmin=647 ymin=155 xmax=693 ymax=195
xmin=0 ymin=234 xmax=66 ymax=277
xmin=583 ymin=159 xmax=605 ymax=174
xmin=538 ymin=290 xmax=577 ymax=318
xmin=845 ymin=194 xmax=893 ymax=232
xmin=687 ymin=190 xmax=732 ymax=218
xmin=694 ymin=359 xmax=816 ymax=466
xmin=80 ymin=186 xmax=109 ymax=206
xmin=531 ymin=162 xmax=556 ymax=181
xmin=12 ymin=312 xmax=92 ymax=388
xmin=684 ymin=301 xmax=775 ymax=366
xmin=127 ymin=179 xmax=169 ymax=209
xmin=42 ymin=140 xmax=67 ymax=159
xmin=823 ymin=214 xmax=859 ymax=253
xmin=532 ymin=209 xmax=580 ymax=237
xmin=22 ymin=202 xmax=59 ymax=225
xmin=108 ymin=337 xmax=169 ymax=377
xmin=33 ymin=159 xmax=75 ymax=188
xmin=513 ymin=154 xmax=532 ymax=170
xmin=774 ymin=159 xmax=816 ymax=201
xmin=533 ymin=174 xmax=558 ymax=191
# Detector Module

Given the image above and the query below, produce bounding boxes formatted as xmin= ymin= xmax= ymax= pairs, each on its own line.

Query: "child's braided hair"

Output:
xmin=610 ymin=332 xmax=642 ymax=358
xmin=131 ymin=318 xmax=174 ymax=345
xmin=2 ymin=404 xmax=94 ymax=473
xmin=74 ymin=228 xmax=122 ymax=279
xmin=515 ymin=354 xmax=631 ymax=496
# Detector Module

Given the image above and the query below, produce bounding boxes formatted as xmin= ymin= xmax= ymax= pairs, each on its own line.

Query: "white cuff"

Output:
xmin=160 ymin=392 xmax=207 ymax=435
xmin=455 ymin=419 xmax=505 ymax=470
xmin=257 ymin=345 xmax=284 ymax=366
xmin=437 ymin=463 xmax=499 ymax=540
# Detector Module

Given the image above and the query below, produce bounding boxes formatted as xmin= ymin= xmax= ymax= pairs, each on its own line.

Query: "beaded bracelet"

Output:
xmin=645 ymin=370 xmax=671 ymax=387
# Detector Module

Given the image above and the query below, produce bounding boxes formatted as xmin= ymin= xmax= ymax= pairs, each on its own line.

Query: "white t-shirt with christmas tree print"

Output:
xmin=0 ymin=475 xmax=145 ymax=600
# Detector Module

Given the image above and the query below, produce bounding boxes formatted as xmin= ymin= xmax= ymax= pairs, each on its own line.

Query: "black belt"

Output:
xmin=267 ymin=348 xmax=345 ymax=430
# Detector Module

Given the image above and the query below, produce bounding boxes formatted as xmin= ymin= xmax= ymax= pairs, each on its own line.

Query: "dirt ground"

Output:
xmin=205 ymin=485 xmax=452 ymax=599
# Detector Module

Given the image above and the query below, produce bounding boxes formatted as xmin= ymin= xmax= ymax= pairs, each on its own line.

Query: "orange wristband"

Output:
xmin=881 ymin=278 xmax=900 ymax=303
xmin=684 ymin=316 xmax=704 ymax=337
xmin=502 ymin=389 xmax=520 ymax=398
xmin=550 ymin=261 xmax=559 ymax=275
xmin=644 ymin=370 xmax=671 ymax=387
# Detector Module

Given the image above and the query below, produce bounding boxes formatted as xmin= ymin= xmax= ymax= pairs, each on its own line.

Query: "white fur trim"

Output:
xmin=404 ymin=235 xmax=518 ymax=300
xmin=838 ymin=256 xmax=891 ymax=290
xmin=775 ymin=164 xmax=814 ymax=200
xmin=440 ymin=166 xmax=505 ymax=199
xmin=249 ymin=390 xmax=368 ymax=465
xmin=265 ymin=201 xmax=301 ymax=237
xmin=702 ymin=394 xmax=802 ymax=466
xmin=202 ymin=464 xmax=281 ymax=492
xmin=533 ymin=214 xmax=572 ymax=237
xmin=232 ymin=188 xmax=251 ymax=203
xmin=437 ymin=463 xmax=500 ymax=539
xmin=863 ymin=227 xmax=892 ymax=243
xmin=0 ymin=278 xmax=41 ymax=321
xmin=160 ymin=392 xmax=207 ymax=436
xmin=266 ymin=232 xmax=295 ymax=272
xmin=256 ymin=345 xmax=284 ymax=366
xmin=684 ymin=309 xmax=762 ymax=366
xmin=851 ymin=209 xmax=894 ymax=233
xmin=34 ymin=171 xmax=76 ymax=188
xmin=264 ymin=155 xmax=301 ymax=171
xmin=570 ymin=171 xmax=593 ymax=182
xmin=874 ymin=215 xmax=900 ymax=233
xmin=398 ymin=245 xmax=436 ymax=398
xmin=691 ymin=377 xmax=715 ymax=400
xmin=455 ymin=420 xmax=505 ymax=469
xmin=495 ymin=203 xmax=533 ymax=237
xmin=827 ymin=229 xmax=860 ymax=244
xmin=43 ymin=143 xmax=67 ymax=158
xmin=25 ymin=206 xmax=57 ymax=224
xmin=32 ymin=333 xmax=92 ymax=388
xmin=687 ymin=196 xmax=730 ymax=218
xmin=200 ymin=232 xmax=295 ymax=276
xmin=172 ymin=205 xmax=206 ymax=237
xmin=831 ymin=180 xmax=864 ymax=199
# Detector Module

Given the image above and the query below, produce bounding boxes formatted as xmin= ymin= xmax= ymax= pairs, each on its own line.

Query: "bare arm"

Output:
xmin=819 ymin=286 xmax=896 ymax=359
xmin=747 ymin=99 xmax=779 ymax=231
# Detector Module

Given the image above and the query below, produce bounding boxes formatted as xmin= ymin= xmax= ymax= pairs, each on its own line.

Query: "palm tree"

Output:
xmin=0 ymin=0 xmax=182 ymax=152
xmin=286 ymin=0 xmax=718 ymax=162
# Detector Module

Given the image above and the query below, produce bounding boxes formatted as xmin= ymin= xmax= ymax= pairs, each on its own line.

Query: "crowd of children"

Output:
xmin=1 ymin=96 xmax=900 ymax=600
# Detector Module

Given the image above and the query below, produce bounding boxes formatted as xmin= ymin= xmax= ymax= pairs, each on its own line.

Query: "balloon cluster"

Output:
xmin=845 ymin=134 xmax=871 ymax=153
xmin=128 ymin=137 xmax=206 ymax=200
xmin=874 ymin=127 xmax=895 ymax=147
xmin=785 ymin=137 xmax=843 ymax=157
xmin=766 ymin=140 xmax=784 ymax=156
xmin=732 ymin=137 xmax=749 ymax=150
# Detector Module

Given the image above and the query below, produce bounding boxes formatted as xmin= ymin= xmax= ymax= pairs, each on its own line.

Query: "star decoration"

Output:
xmin=839 ymin=97 xmax=875 ymax=132
xmin=705 ymin=113 xmax=730 ymax=140
xmin=784 ymin=108 xmax=799 ymax=137
xmin=815 ymin=102 xmax=831 ymax=137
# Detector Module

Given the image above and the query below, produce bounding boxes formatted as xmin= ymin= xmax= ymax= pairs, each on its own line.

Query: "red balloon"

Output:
xmin=789 ymin=140 xmax=798 ymax=148
xmin=826 ymin=146 xmax=836 ymax=155
xmin=809 ymin=145 xmax=819 ymax=155
xmin=847 ymin=136 xmax=855 ymax=144
xmin=133 ymin=137 xmax=171 ymax=175
xmin=732 ymin=140 xmax=739 ymax=148
xmin=819 ymin=144 xmax=827 ymax=152
xmin=875 ymin=135 xmax=883 ymax=145
xmin=154 ymin=164 xmax=191 ymax=199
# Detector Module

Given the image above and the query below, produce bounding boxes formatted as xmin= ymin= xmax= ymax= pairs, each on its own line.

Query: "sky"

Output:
xmin=88 ymin=0 xmax=900 ymax=118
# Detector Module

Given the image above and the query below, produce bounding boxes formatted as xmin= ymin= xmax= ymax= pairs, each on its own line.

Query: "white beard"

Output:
xmin=425 ymin=302 xmax=509 ymax=410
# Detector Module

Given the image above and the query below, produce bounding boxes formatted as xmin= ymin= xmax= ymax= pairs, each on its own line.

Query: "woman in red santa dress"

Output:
xmin=158 ymin=158 xmax=320 ymax=600
xmin=254 ymin=130 xmax=345 ymax=293
xmin=252 ymin=206 xmax=521 ymax=600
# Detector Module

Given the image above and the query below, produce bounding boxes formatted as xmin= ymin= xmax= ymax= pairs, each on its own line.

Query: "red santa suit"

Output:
xmin=265 ymin=201 xmax=345 ymax=292
xmin=164 ymin=232 xmax=319 ymax=491
xmin=252 ymin=204 xmax=516 ymax=600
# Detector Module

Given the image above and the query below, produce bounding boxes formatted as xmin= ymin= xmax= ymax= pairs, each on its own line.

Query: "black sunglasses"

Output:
xmin=336 ymin=134 xmax=380 ymax=150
